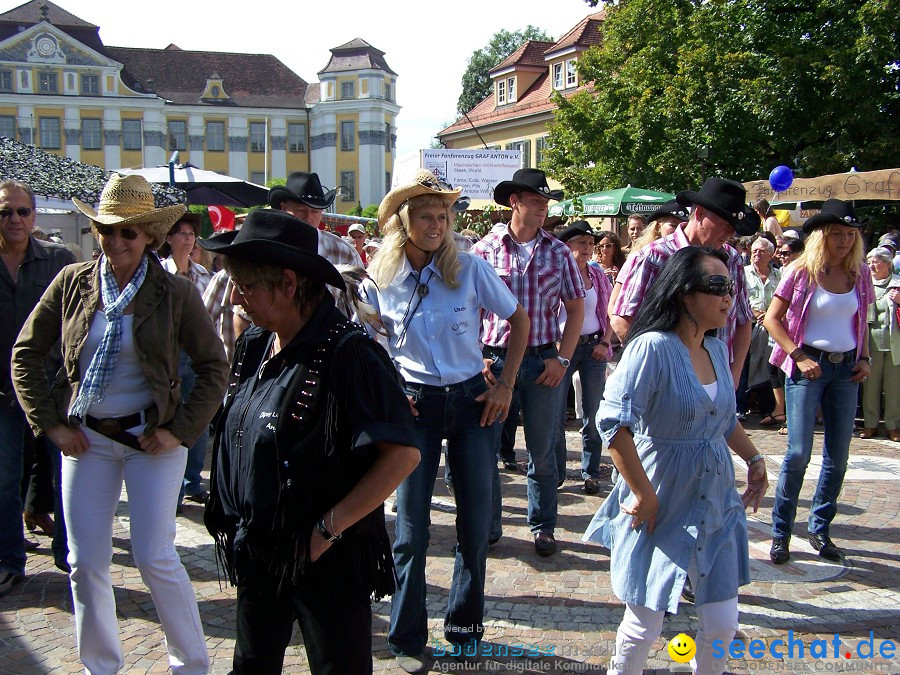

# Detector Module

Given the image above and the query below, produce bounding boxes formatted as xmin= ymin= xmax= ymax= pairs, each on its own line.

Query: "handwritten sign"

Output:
xmin=744 ymin=168 xmax=900 ymax=204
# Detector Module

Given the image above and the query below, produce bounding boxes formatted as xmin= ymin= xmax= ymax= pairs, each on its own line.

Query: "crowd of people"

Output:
xmin=0 ymin=165 xmax=895 ymax=674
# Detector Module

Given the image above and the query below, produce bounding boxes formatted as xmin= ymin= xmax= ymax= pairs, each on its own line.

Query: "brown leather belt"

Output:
xmin=84 ymin=407 xmax=154 ymax=451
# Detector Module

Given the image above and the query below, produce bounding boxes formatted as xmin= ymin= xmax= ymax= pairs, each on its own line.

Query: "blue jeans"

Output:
xmin=389 ymin=374 xmax=497 ymax=655
xmin=0 ymin=405 xmax=27 ymax=576
xmin=554 ymin=342 xmax=607 ymax=480
xmin=178 ymin=352 xmax=209 ymax=501
xmin=772 ymin=356 xmax=858 ymax=539
xmin=489 ymin=348 xmax=561 ymax=534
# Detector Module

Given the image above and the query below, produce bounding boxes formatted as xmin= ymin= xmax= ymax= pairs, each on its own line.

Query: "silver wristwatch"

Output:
xmin=556 ymin=356 xmax=571 ymax=368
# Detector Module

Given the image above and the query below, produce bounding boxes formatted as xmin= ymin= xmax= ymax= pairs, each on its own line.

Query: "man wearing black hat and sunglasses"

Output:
xmin=611 ymin=177 xmax=757 ymax=387
xmin=473 ymin=169 xmax=585 ymax=557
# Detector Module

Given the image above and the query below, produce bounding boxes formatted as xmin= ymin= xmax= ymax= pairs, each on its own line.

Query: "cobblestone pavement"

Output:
xmin=1 ymin=420 xmax=898 ymax=673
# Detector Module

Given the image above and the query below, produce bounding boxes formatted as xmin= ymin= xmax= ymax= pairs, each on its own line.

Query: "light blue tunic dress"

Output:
xmin=583 ymin=332 xmax=750 ymax=613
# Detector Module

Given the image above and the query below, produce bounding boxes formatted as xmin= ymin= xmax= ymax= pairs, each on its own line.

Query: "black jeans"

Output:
xmin=233 ymin=572 xmax=373 ymax=674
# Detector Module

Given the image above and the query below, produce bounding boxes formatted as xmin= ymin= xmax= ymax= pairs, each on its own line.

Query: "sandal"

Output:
xmin=760 ymin=413 xmax=786 ymax=426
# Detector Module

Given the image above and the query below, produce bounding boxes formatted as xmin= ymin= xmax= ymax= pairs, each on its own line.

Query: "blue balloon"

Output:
xmin=769 ymin=165 xmax=794 ymax=192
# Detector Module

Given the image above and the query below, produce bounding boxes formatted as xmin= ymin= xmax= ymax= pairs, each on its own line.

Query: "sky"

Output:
xmin=30 ymin=0 xmax=597 ymax=160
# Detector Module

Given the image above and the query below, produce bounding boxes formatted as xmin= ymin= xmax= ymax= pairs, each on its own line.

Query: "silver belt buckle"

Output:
xmin=97 ymin=418 xmax=121 ymax=435
xmin=827 ymin=352 xmax=844 ymax=364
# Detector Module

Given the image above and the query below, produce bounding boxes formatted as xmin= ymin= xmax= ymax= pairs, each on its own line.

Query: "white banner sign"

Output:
xmin=419 ymin=149 xmax=522 ymax=200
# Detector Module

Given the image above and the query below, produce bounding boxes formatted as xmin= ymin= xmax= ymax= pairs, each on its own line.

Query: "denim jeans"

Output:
xmin=177 ymin=351 xmax=209 ymax=501
xmin=772 ymin=356 xmax=858 ymax=539
xmin=554 ymin=342 xmax=607 ymax=480
xmin=489 ymin=348 xmax=561 ymax=534
xmin=389 ymin=374 xmax=497 ymax=655
xmin=0 ymin=405 xmax=27 ymax=576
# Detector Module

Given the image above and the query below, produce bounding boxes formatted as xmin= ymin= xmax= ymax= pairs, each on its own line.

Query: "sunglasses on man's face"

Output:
xmin=0 ymin=207 xmax=33 ymax=219
xmin=693 ymin=274 xmax=734 ymax=297
xmin=95 ymin=224 xmax=141 ymax=240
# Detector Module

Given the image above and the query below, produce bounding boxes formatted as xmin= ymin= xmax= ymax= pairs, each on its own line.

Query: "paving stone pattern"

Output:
xmin=1 ymin=423 xmax=897 ymax=673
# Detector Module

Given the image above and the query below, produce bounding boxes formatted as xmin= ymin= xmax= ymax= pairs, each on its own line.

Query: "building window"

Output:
xmin=250 ymin=171 xmax=266 ymax=185
xmin=122 ymin=119 xmax=142 ymax=150
xmin=0 ymin=70 xmax=13 ymax=92
xmin=81 ymin=74 xmax=100 ymax=95
xmin=507 ymin=77 xmax=516 ymax=102
xmin=566 ymin=59 xmax=577 ymax=88
xmin=168 ymin=120 xmax=186 ymax=150
xmin=38 ymin=72 xmax=58 ymax=94
xmin=81 ymin=119 xmax=101 ymax=150
xmin=288 ymin=123 xmax=306 ymax=152
xmin=340 ymin=171 xmax=355 ymax=201
xmin=384 ymin=81 xmax=392 ymax=101
xmin=552 ymin=63 xmax=563 ymax=90
xmin=0 ymin=116 xmax=15 ymax=139
xmin=249 ymin=122 xmax=266 ymax=152
xmin=39 ymin=117 xmax=60 ymax=148
xmin=497 ymin=79 xmax=506 ymax=105
xmin=340 ymin=121 xmax=355 ymax=151
xmin=536 ymin=136 xmax=549 ymax=167
xmin=385 ymin=172 xmax=391 ymax=194
xmin=385 ymin=122 xmax=391 ymax=150
xmin=341 ymin=81 xmax=355 ymax=99
xmin=206 ymin=121 xmax=225 ymax=151
xmin=506 ymin=139 xmax=532 ymax=168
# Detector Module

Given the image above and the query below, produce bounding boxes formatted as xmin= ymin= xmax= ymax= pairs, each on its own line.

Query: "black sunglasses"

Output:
xmin=0 ymin=207 xmax=33 ymax=219
xmin=95 ymin=224 xmax=141 ymax=240
xmin=693 ymin=274 xmax=734 ymax=297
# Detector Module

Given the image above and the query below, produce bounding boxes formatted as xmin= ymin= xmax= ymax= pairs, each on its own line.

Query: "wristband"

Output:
xmin=496 ymin=377 xmax=514 ymax=391
xmin=745 ymin=453 xmax=765 ymax=468
xmin=316 ymin=517 xmax=341 ymax=543
xmin=600 ymin=340 xmax=610 ymax=348
xmin=858 ymin=356 xmax=871 ymax=364
xmin=789 ymin=348 xmax=807 ymax=362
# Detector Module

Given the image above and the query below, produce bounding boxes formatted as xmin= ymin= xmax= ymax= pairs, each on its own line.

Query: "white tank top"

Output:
xmin=559 ymin=285 xmax=601 ymax=335
xmin=701 ymin=380 xmax=718 ymax=401
xmin=803 ymin=286 xmax=858 ymax=353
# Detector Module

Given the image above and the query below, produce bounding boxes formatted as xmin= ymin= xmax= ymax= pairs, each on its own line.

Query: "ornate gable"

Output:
xmin=0 ymin=21 xmax=117 ymax=68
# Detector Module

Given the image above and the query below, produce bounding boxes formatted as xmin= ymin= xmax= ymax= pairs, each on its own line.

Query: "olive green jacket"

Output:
xmin=11 ymin=255 xmax=229 ymax=445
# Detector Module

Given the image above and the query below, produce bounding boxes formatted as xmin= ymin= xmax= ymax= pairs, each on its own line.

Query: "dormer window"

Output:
xmin=552 ymin=63 xmax=563 ymax=90
xmin=507 ymin=77 xmax=516 ymax=102
xmin=497 ymin=77 xmax=516 ymax=106
xmin=497 ymin=79 xmax=506 ymax=105
xmin=566 ymin=59 xmax=577 ymax=87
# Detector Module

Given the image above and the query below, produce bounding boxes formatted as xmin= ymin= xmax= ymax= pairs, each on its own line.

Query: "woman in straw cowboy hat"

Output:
xmin=199 ymin=209 xmax=419 ymax=674
xmin=11 ymin=173 xmax=229 ymax=674
xmin=368 ymin=169 xmax=529 ymax=672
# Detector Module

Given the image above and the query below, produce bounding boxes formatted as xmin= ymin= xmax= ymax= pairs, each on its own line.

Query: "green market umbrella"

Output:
xmin=549 ymin=186 xmax=675 ymax=218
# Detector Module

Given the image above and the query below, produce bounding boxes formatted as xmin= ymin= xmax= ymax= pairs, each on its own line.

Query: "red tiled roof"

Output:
xmin=491 ymin=40 xmax=555 ymax=74
xmin=105 ymin=46 xmax=308 ymax=109
xmin=545 ymin=11 xmax=605 ymax=55
xmin=318 ymin=38 xmax=396 ymax=76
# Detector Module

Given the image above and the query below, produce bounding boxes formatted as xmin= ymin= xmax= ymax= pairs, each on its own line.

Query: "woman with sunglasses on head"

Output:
xmin=584 ymin=246 xmax=767 ymax=675
xmin=764 ymin=199 xmax=873 ymax=565
xmin=367 ymin=170 xmax=528 ymax=672
xmin=11 ymin=174 xmax=229 ymax=674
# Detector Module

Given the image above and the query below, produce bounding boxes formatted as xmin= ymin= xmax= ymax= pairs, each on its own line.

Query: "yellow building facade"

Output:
xmin=0 ymin=1 xmax=398 ymax=213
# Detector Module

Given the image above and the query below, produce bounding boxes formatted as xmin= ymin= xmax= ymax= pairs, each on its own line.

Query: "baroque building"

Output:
xmin=0 ymin=1 xmax=399 ymax=212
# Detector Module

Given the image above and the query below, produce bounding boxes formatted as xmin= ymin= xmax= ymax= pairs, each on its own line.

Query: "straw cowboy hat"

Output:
xmin=200 ymin=209 xmax=345 ymax=289
xmin=72 ymin=173 xmax=186 ymax=249
xmin=377 ymin=169 xmax=461 ymax=228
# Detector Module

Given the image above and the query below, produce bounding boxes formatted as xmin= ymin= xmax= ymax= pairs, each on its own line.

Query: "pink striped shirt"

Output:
xmin=472 ymin=226 xmax=585 ymax=347
xmin=769 ymin=265 xmax=875 ymax=376
xmin=612 ymin=225 xmax=752 ymax=361
xmin=585 ymin=262 xmax=613 ymax=335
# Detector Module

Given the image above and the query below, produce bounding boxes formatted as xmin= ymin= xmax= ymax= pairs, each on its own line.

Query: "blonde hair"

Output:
xmin=794 ymin=224 xmax=864 ymax=282
xmin=369 ymin=194 xmax=460 ymax=289
xmin=629 ymin=220 xmax=665 ymax=256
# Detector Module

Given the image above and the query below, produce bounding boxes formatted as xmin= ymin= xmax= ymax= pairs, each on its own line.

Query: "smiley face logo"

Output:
xmin=667 ymin=633 xmax=696 ymax=663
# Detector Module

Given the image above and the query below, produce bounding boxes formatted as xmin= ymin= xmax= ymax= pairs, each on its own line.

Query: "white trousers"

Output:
xmin=608 ymin=558 xmax=738 ymax=675
xmin=62 ymin=429 xmax=209 ymax=675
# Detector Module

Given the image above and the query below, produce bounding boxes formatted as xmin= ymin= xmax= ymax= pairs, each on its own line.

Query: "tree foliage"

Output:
xmin=457 ymin=26 xmax=553 ymax=116
xmin=546 ymin=0 xmax=900 ymax=195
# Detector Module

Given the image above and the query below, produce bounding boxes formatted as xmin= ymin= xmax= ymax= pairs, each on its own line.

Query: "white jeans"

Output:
xmin=62 ymin=429 xmax=209 ymax=674
xmin=609 ymin=558 xmax=738 ymax=675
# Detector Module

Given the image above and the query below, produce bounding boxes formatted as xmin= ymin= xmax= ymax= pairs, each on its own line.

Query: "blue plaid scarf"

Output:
xmin=69 ymin=254 xmax=149 ymax=420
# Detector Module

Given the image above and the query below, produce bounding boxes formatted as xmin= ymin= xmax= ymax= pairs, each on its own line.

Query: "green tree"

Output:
xmin=361 ymin=204 xmax=379 ymax=219
xmin=546 ymin=0 xmax=900 ymax=195
xmin=457 ymin=26 xmax=553 ymax=115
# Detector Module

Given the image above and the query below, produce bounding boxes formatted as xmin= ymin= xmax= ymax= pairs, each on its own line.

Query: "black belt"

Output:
xmin=84 ymin=407 xmax=154 ymax=452
xmin=484 ymin=342 xmax=554 ymax=358
xmin=578 ymin=332 xmax=603 ymax=345
xmin=801 ymin=345 xmax=855 ymax=365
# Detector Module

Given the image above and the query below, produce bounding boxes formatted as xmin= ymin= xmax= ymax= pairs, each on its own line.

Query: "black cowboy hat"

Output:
xmin=199 ymin=209 xmax=345 ymax=289
xmin=676 ymin=177 xmax=756 ymax=235
xmin=493 ymin=168 xmax=564 ymax=207
xmin=267 ymin=172 xmax=337 ymax=210
xmin=802 ymin=198 xmax=868 ymax=234
xmin=646 ymin=200 xmax=689 ymax=225
xmin=557 ymin=220 xmax=600 ymax=243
